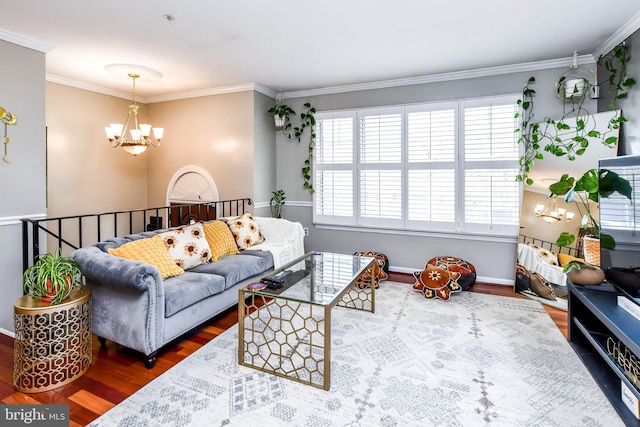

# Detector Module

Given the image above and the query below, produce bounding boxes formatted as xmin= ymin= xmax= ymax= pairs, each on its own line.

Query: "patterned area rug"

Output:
xmin=89 ymin=282 xmax=622 ymax=427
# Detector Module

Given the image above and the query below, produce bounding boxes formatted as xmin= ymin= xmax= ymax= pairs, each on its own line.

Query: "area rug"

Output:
xmin=89 ymin=282 xmax=623 ymax=427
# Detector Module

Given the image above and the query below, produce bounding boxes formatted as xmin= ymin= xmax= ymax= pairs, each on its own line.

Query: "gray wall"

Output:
xmin=275 ymin=66 xmax=600 ymax=283
xmin=0 ymin=39 xmax=47 ymax=332
xmin=253 ymin=91 xmax=277 ymax=217
xmin=599 ymin=30 xmax=640 ymax=155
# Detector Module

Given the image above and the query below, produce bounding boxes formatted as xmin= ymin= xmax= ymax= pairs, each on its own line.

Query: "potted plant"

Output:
xmin=268 ymin=103 xmax=296 ymax=131
xmin=548 ymin=168 xmax=631 ymax=263
xmin=270 ymin=189 xmax=286 ymax=218
xmin=268 ymin=101 xmax=317 ymax=193
xmin=563 ymin=260 xmax=606 ymax=285
xmin=23 ymin=248 xmax=82 ymax=305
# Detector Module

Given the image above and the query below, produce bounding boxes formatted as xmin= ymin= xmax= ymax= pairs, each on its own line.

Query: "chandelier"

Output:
xmin=534 ymin=196 xmax=575 ymax=223
xmin=104 ymin=73 xmax=163 ymax=156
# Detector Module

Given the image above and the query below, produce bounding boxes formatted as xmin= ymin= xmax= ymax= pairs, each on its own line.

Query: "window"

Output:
xmin=313 ymin=95 xmax=522 ymax=237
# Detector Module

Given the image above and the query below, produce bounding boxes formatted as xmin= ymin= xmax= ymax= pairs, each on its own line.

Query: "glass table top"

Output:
xmin=244 ymin=251 xmax=374 ymax=306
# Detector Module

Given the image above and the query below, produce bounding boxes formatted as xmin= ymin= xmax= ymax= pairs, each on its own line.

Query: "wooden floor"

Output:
xmin=0 ymin=273 xmax=568 ymax=426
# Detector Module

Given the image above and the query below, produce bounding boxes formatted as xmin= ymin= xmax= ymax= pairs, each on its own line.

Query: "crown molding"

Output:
xmin=146 ymin=83 xmax=275 ymax=103
xmin=593 ymin=11 xmax=640 ymax=59
xmin=47 ymin=55 xmax=597 ymax=103
xmin=0 ymin=28 xmax=54 ymax=53
xmin=280 ymin=55 xmax=595 ymax=99
xmin=47 ymin=74 xmax=133 ymax=100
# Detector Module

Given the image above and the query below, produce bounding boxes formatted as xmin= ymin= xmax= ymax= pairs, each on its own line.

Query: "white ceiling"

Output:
xmin=1 ymin=1 xmax=640 ymax=101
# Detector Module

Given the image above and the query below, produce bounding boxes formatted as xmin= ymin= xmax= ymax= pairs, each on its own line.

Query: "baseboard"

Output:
xmin=0 ymin=327 xmax=14 ymax=338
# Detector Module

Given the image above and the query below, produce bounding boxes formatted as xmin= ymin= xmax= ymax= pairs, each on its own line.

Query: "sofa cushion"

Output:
xmin=226 ymin=213 xmax=265 ymax=249
xmin=163 ymin=272 xmax=226 ymax=317
xmin=154 ymin=223 xmax=212 ymax=270
xmin=190 ymin=253 xmax=269 ymax=289
xmin=240 ymin=250 xmax=275 ymax=270
xmin=107 ymin=237 xmax=185 ymax=280
xmin=203 ymin=220 xmax=240 ymax=261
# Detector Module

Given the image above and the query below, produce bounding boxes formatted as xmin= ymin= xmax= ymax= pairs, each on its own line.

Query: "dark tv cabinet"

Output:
xmin=568 ymin=280 xmax=640 ymax=426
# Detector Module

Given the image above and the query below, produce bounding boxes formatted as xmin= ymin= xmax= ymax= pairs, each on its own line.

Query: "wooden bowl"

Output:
xmin=567 ymin=265 xmax=605 ymax=286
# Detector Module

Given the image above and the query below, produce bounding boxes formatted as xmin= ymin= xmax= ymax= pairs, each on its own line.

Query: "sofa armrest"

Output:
xmin=71 ymin=246 xmax=161 ymax=292
xmin=71 ymin=246 xmax=165 ymax=358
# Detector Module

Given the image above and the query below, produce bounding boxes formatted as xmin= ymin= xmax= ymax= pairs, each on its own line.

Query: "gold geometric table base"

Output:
xmin=238 ymin=280 xmax=374 ymax=390
xmin=13 ymin=287 xmax=92 ymax=393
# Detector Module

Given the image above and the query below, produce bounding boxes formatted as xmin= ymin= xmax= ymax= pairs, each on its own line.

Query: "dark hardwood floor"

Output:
xmin=0 ymin=273 xmax=567 ymax=426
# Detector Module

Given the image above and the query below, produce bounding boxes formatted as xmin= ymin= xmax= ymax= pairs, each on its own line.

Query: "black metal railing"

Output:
xmin=518 ymin=234 xmax=582 ymax=257
xmin=22 ymin=198 xmax=252 ymax=271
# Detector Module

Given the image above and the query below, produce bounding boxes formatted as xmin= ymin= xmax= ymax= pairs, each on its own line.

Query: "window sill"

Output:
xmin=313 ymin=223 xmax=518 ymax=244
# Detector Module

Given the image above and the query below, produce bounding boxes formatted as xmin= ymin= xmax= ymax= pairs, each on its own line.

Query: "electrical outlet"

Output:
xmin=304 ymin=227 xmax=309 ymax=236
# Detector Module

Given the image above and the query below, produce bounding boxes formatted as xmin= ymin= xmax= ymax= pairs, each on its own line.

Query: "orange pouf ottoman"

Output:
xmin=353 ymin=251 xmax=389 ymax=289
xmin=426 ymin=256 xmax=476 ymax=291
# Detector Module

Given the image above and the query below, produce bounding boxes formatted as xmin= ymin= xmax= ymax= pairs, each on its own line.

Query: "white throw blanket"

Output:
xmin=517 ymin=243 xmax=566 ymax=285
xmin=251 ymin=217 xmax=306 ymax=269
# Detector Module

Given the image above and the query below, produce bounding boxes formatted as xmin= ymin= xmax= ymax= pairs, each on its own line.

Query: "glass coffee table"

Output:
xmin=238 ymin=251 xmax=376 ymax=390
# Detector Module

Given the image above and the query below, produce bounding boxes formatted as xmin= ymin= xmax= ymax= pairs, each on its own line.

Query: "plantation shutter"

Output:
xmin=315 ymin=113 xmax=357 ymax=225
xmin=599 ymin=166 xmax=640 ymax=243
xmin=358 ymin=108 xmax=403 ymax=226
xmin=406 ymin=103 xmax=457 ymax=230
xmin=462 ymin=98 xmax=521 ymax=234
xmin=313 ymin=95 xmax=521 ymax=237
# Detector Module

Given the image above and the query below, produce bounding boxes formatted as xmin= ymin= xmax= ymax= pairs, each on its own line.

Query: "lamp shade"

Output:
xmin=139 ymin=124 xmax=152 ymax=137
xmin=122 ymin=144 xmax=147 ymax=156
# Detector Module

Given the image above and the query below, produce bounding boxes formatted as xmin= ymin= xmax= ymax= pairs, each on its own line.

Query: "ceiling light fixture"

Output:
xmin=104 ymin=72 xmax=163 ymax=156
xmin=534 ymin=196 xmax=575 ymax=223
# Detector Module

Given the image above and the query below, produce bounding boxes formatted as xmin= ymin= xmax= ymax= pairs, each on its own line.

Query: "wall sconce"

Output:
xmin=535 ymin=196 xmax=575 ymax=223
xmin=1 ymin=106 xmax=17 ymax=163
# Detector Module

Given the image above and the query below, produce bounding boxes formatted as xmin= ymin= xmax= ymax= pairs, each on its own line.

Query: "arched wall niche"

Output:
xmin=166 ymin=165 xmax=220 ymax=205
xmin=163 ymin=166 xmax=220 ymax=227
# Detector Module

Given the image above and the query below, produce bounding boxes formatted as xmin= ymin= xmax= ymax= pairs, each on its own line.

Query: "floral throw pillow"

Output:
xmin=154 ymin=222 xmax=212 ymax=270
xmin=527 ymin=243 xmax=559 ymax=266
xmin=226 ymin=213 xmax=265 ymax=249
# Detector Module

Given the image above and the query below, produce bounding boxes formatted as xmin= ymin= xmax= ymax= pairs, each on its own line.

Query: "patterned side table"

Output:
xmin=13 ymin=287 xmax=92 ymax=393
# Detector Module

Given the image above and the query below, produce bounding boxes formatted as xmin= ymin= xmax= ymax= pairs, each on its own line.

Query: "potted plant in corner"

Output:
xmin=268 ymin=103 xmax=296 ymax=131
xmin=270 ymin=189 xmax=286 ymax=218
xmin=548 ymin=168 xmax=632 ymax=265
xmin=23 ymin=248 xmax=83 ymax=305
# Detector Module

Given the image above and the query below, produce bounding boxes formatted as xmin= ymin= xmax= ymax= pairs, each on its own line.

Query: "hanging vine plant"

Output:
xmin=268 ymin=102 xmax=316 ymax=193
xmin=515 ymin=43 xmax=635 ymax=185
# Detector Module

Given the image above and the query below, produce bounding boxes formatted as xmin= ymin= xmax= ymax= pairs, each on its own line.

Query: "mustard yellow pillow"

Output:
xmin=108 ymin=238 xmax=184 ymax=280
xmin=558 ymin=253 xmax=584 ymax=267
xmin=203 ymin=220 xmax=240 ymax=261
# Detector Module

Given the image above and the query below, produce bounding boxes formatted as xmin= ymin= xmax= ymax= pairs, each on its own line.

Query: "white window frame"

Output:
xmin=312 ymin=94 xmax=522 ymax=238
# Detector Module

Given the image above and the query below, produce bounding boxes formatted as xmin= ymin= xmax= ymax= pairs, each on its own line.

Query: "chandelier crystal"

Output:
xmin=105 ymin=73 xmax=163 ymax=156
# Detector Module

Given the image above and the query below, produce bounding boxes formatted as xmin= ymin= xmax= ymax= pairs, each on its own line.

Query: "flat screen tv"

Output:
xmin=599 ymin=155 xmax=640 ymax=296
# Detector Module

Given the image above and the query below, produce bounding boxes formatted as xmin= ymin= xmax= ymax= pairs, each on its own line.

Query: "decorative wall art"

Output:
xmin=0 ymin=105 xmax=17 ymax=163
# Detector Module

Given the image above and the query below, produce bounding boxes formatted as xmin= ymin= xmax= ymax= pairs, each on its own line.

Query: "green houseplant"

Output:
xmin=516 ymin=43 xmax=635 ymax=185
xmin=268 ymin=101 xmax=317 ymax=193
xmin=268 ymin=103 xmax=296 ymax=132
xmin=23 ymin=248 xmax=82 ymax=305
xmin=270 ymin=189 xmax=286 ymax=218
xmin=548 ymin=168 xmax=631 ymax=258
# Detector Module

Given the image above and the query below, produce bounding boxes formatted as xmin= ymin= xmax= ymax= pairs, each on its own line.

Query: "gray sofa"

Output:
xmin=71 ymin=218 xmax=303 ymax=368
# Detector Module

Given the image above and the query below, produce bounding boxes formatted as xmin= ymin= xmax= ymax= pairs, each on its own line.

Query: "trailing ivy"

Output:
xmin=268 ymin=102 xmax=317 ymax=193
xmin=516 ymin=43 xmax=634 ymax=185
